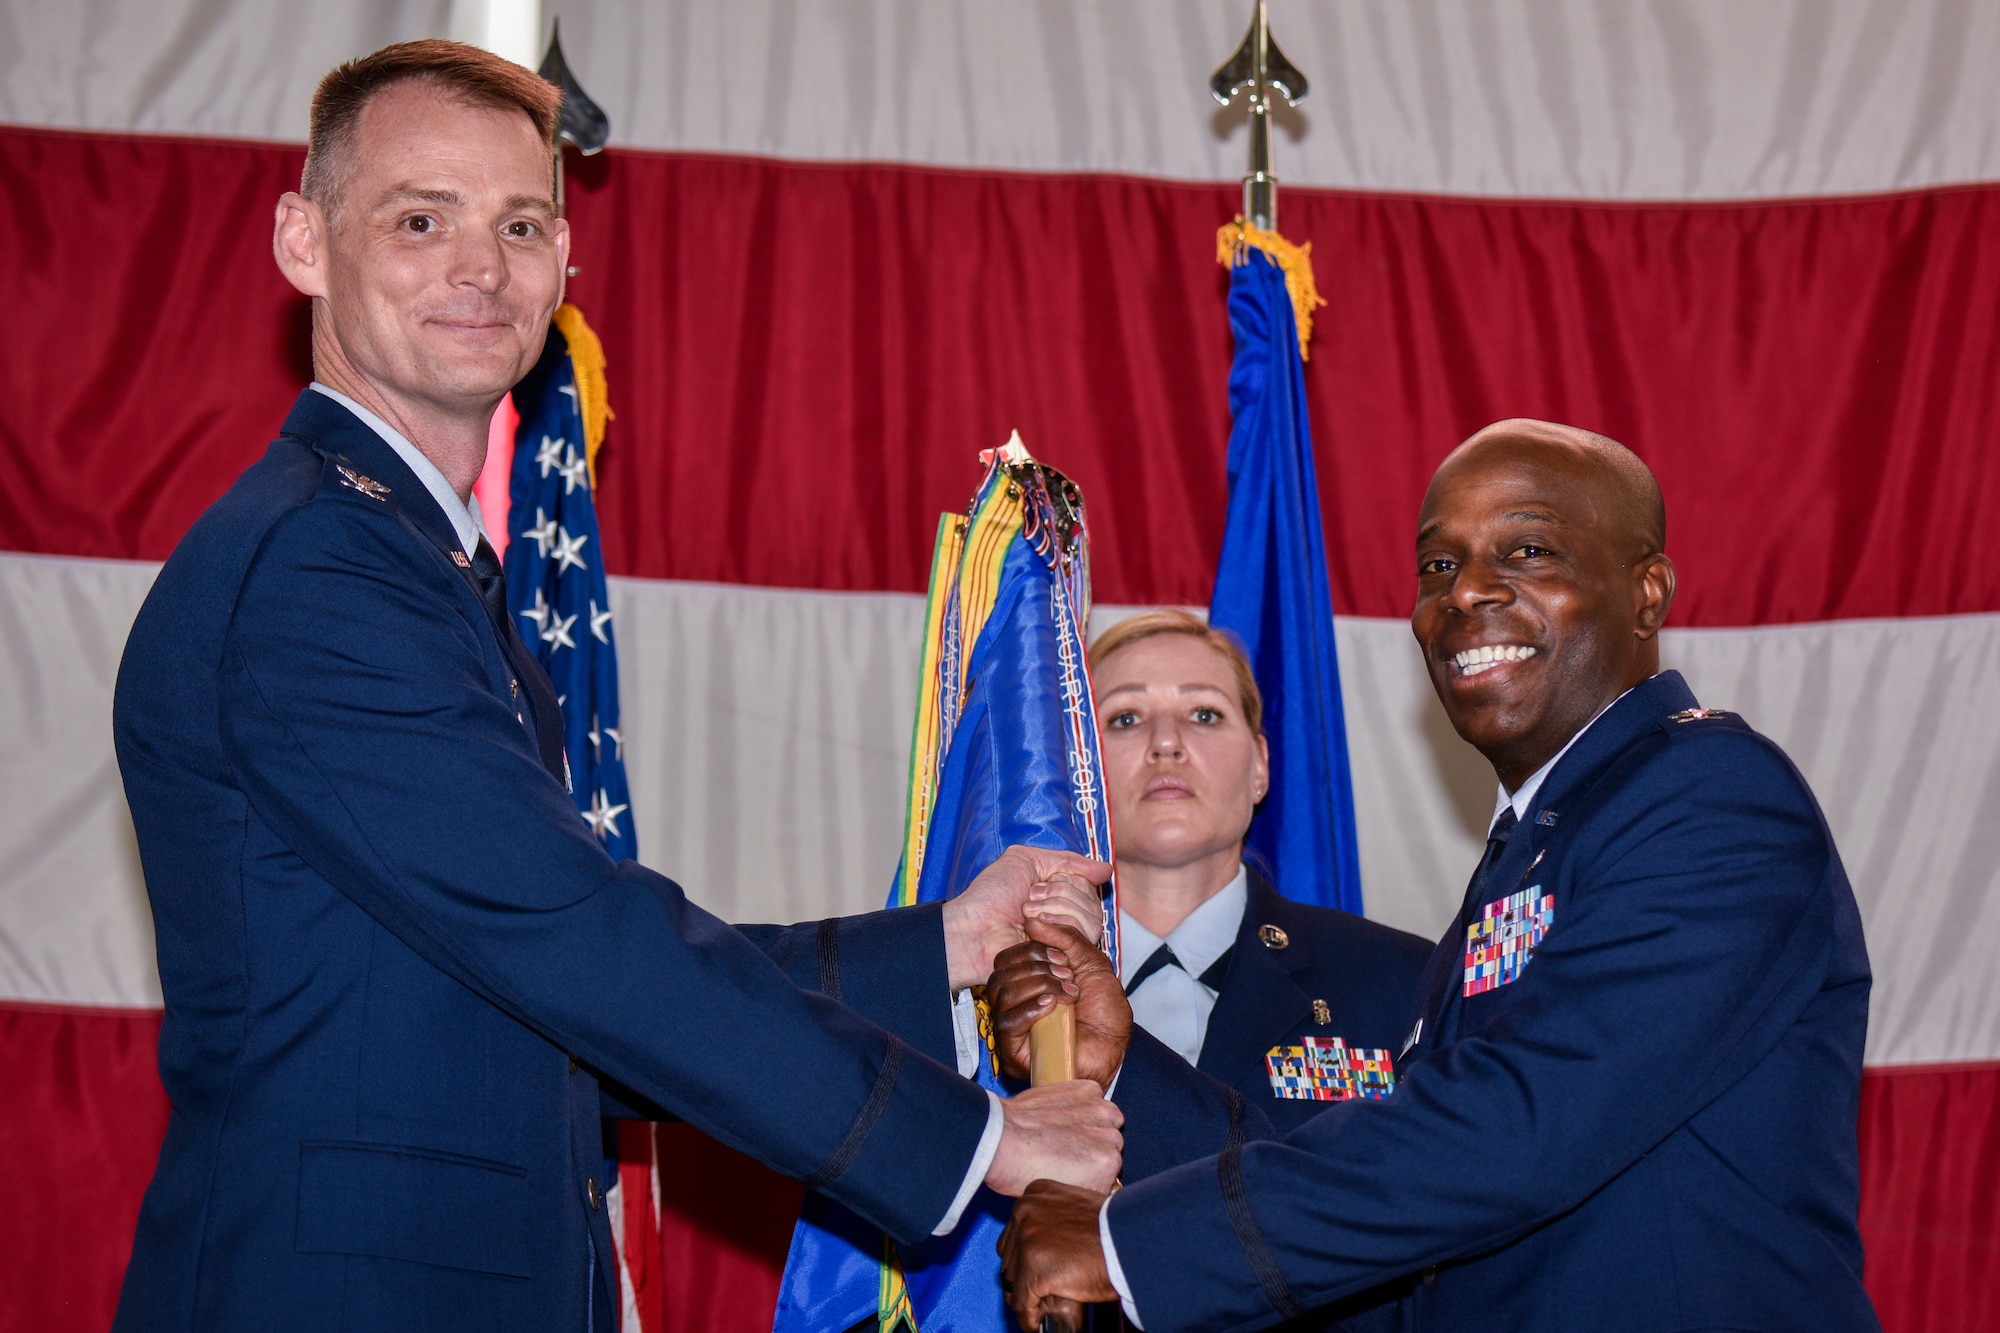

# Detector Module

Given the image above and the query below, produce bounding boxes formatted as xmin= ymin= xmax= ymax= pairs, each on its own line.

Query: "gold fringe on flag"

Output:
xmin=551 ymin=302 xmax=614 ymax=488
xmin=1216 ymin=217 xmax=1327 ymax=360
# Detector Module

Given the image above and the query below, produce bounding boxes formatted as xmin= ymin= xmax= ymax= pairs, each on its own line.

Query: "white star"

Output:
xmin=583 ymin=788 xmax=629 ymax=841
xmin=559 ymin=382 xmax=578 ymax=408
xmin=534 ymin=435 xmax=567 ymax=478
xmin=558 ymin=447 xmax=590 ymax=495
xmin=541 ymin=610 xmax=578 ymax=650
xmin=588 ymin=599 xmax=613 ymax=643
xmin=587 ymin=714 xmax=603 ymax=759
xmin=552 ymin=527 xmax=590 ymax=574
xmin=603 ymin=726 xmax=624 ymax=760
xmin=522 ymin=508 xmax=559 ymax=558
xmin=517 ymin=587 xmax=550 ymax=633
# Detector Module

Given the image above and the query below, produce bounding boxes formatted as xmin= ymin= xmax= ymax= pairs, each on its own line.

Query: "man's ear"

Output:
xmin=273 ymin=192 xmax=330 ymax=298
xmin=1633 ymin=552 xmax=1676 ymax=641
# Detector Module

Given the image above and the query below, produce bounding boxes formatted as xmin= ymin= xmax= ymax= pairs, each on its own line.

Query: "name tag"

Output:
xmin=1463 ymin=886 xmax=1555 ymax=997
xmin=1265 ymin=1036 xmax=1396 ymax=1101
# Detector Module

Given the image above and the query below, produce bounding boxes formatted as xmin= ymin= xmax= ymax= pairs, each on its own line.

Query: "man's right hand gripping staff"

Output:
xmin=984 ymin=1081 xmax=1124 ymax=1197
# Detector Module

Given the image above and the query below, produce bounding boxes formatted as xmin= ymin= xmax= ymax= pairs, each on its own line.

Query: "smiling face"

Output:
xmin=1412 ymin=421 xmax=1675 ymax=789
xmin=1095 ymin=632 xmax=1270 ymax=876
xmin=301 ymin=79 xmax=567 ymax=417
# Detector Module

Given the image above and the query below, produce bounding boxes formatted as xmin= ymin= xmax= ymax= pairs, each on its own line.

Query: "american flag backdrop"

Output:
xmin=503 ymin=304 xmax=663 ymax=1332
xmin=3 ymin=5 xmax=1999 ymax=1331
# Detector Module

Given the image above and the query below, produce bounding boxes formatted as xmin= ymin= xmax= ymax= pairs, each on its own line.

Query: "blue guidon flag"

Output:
xmin=505 ymin=304 xmax=636 ymax=864
xmin=1208 ymin=219 xmax=1364 ymax=914
xmin=773 ymin=432 xmax=1118 ymax=1333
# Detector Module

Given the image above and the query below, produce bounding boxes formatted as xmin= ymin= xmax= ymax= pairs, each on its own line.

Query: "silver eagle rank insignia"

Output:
xmin=337 ymin=465 xmax=392 ymax=502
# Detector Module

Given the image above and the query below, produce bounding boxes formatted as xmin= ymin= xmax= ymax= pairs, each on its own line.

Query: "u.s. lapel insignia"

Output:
xmin=1265 ymin=1037 xmax=1397 ymax=1101
xmin=1535 ymin=809 xmax=1560 ymax=827
xmin=1311 ymin=998 xmax=1331 ymax=1026
xmin=452 ymin=550 xmax=472 ymax=568
xmin=1258 ymin=924 xmax=1289 ymax=949
xmin=1669 ymin=707 xmax=1732 ymax=723
xmin=1463 ymin=886 xmax=1556 ymax=997
xmin=336 ymin=465 xmax=392 ymax=502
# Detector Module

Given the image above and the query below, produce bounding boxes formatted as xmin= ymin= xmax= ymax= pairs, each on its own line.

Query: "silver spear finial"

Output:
xmin=1210 ymin=1 xmax=1307 ymax=232
xmin=538 ymin=19 xmax=611 ymax=220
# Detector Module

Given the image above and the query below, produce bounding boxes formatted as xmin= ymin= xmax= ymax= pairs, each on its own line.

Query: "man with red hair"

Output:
xmin=112 ymin=41 xmax=1120 ymax=1333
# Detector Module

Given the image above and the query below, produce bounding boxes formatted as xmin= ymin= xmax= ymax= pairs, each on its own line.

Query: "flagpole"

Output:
xmin=1027 ymin=1005 xmax=1077 ymax=1085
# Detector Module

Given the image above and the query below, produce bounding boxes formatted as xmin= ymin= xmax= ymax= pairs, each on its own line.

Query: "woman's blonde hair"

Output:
xmin=1089 ymin=609 xmax=1263 ymax=735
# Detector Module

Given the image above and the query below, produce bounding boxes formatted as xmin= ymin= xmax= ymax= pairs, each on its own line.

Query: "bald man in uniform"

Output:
xmin=999 ymin=419 xmax=1879 ymax=1332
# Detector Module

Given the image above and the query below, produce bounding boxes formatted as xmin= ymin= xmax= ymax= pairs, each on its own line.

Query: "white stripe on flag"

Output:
xmin=3 ymin=552 xmax=1995 ymax=1064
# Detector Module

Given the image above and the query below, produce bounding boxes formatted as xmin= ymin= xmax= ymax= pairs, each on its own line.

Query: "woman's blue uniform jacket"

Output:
xmin=1111 ymin=873 xmax=1431 ymax=1331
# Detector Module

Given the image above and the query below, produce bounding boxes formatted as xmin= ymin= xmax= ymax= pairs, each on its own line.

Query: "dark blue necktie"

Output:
xmin=468 ymin=537 xmax=511 ymax=631
xmin=469 ymin=538 xmax=568 ymax=783
xmin=1125 ymin=942 xmax=1183 ymax=995
xmin=1126 ymin=941 xmax=1236 ymax=996
xmin=1465 ymin=807 xmax=1519 ymax=919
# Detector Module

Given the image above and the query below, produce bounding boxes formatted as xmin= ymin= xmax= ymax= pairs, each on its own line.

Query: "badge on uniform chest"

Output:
xmin=1265 ymin=1036 xmax=1397 ymax=1100
xmin=1463 ymin=886 xmax=1555 ymax=997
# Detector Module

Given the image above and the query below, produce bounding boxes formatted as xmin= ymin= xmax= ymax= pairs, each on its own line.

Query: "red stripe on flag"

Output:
xmin=0 ymin=128 xmax=308 ymax=567
xmin=0 ymin=1003 xmax=168 ymax=1332
xmin=654 ymin=1123 xmax=802 ymax=1333
xmin=4 ymin=127 xmax=1999 ymax=624
xmin=615 ymin=1120 xmax=664 ymax=1333
xmin=4 ymin=1002 xmax=1996 ymax=1330
xmin=1859 ymin=1060 xmax=2000 ymax=1331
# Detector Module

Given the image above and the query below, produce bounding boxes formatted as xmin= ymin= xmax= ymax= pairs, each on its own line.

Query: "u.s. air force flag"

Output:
xmin=504 ymin=302 xmax=636 ymax=861
xmin=772 ymin=434 xmax=1118 ymax=1333
xmin=1209 ymin=221 xmax=1363 ymax=915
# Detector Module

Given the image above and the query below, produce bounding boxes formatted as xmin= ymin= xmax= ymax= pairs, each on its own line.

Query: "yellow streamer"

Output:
xmin=892 ymin=443 xmax=1031 ymax=904
xmin=895 ymin=514 xmax=967 ymax=904
xmin=551 ymin=302 xmax=614 ymax=488
xmin=878 ymin=1235 xmax=919 ymax=1332
xmin=1216 ymin=217 xmax=1327 ymax=360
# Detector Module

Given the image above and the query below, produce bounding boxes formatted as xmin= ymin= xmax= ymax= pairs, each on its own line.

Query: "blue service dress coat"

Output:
xmin=1102 ymin=671 xmax=1878 ymax=1333
xmin=1107 ymin=874 xmax=1429 ymax=1331
xmin=1196 ymin=872 xmax=1430 ymax=1137
xmin=110 ymin=391 xmax=991 ymax=1333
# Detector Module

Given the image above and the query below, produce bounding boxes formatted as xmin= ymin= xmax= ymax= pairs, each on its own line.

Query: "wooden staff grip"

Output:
xmin=1027 ymin=1002 xmax=1077 ymax=1086
xmin=1026 ymin=1006 xmax=1079 ymax=1333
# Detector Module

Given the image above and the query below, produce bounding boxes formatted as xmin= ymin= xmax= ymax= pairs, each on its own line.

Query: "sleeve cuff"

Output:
xmin=934 ymin=1090 xmax=1005 ymax=1236
xmin=951 ymin=988 xmax=983 ymax=1080
xmin=1101 ymin=1196 xmax=1142 ymax=1327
